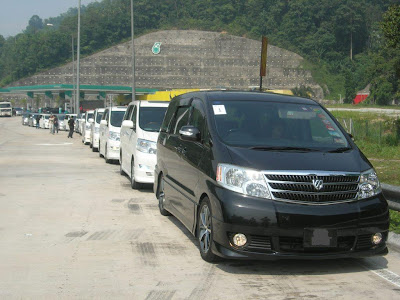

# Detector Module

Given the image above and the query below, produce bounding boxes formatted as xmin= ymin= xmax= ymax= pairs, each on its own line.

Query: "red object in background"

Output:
xmin=353 ymin=94 xmax=369 ymax=104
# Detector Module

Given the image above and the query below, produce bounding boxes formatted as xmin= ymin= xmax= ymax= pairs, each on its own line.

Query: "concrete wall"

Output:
xmin=10 ymin=30 xmax=323 ymax=98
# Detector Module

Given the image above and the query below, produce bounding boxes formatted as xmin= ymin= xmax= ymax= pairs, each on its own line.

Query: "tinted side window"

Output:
xmin=130 ymin=106 xmax=137 ymax=124
xmin=170 ymin=107 xmax=190 ymax=135
xmin=124 ymin=105 xmax=133 ymax=121
xmin=189 ymin=99 xmax=206 ymax=132
xmin=160 ymin=99 xmax=179 ymax=132
xmin=102 ymin=110 xmax=109 ymax=121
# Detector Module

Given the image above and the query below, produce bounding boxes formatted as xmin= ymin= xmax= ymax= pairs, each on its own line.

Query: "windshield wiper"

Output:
xmin=327 ymin=147 xmax=352 ymax=153
xmin=249 ymin=146 xmax=320 ymax=152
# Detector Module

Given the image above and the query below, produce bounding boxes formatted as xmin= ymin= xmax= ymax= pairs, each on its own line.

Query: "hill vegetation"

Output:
xmin=0 ymin=0 xmax=399 ymax=103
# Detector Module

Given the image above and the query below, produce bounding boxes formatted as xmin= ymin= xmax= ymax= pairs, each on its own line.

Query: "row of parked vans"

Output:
xmin=22 ymin=91 xmax=390 ymax=263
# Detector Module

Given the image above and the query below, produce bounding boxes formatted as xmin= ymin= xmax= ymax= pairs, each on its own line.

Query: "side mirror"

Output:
xmin=88 ymin=118 xmax=94 ymax=123
xmin=348 ymin=133 xmax=355 ymax=141
xmin=122 ymin=120 xmax=134 ymax=129
xmin=100 ymin=119 xmax=108 ymax=126
xmin=179 ymin=125 xmax=201 ymax=141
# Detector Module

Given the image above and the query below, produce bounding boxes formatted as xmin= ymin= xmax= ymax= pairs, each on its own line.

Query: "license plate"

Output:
xmin=303 ymin=228 xmax=337 ymax=248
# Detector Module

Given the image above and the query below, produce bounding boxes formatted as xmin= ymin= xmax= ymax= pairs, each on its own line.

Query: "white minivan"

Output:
xmin=90 ymin=108 xmax=105 ymax=151
xmin=81 ymin=110 xmax=94 ymax=144
xmin=99 ymin=106 xmax=127 ymax=163
xmin=120 ymin=100 xmax=169 ymax=189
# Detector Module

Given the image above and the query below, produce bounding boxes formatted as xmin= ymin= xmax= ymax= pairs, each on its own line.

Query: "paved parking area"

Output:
xmin=1 ymin=117 xmax=400 ymax=299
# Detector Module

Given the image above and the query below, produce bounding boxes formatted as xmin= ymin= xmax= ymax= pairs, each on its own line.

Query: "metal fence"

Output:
xmin=338 ymin=118 xmax=400 ymax=145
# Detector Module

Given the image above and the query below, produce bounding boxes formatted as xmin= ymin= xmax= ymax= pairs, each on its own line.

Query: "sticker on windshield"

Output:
xmin=213 ymin=105 xmax=227 ymax=115
xmin=328 ymin=131 xmax=341 ymax=137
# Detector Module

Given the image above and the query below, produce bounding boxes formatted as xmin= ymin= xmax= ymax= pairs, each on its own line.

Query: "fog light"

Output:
xmin=232 ymin=233 xmax=247 ymax=247
xmin=372 ymin=233 xmax=383 ymax=245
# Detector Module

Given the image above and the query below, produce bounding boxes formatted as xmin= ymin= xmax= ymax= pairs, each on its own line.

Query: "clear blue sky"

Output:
xmin=0 ymin=0 xmax=96 ymax=37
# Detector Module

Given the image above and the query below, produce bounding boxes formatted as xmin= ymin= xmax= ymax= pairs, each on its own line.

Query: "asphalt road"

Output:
xmin=1 ymin=116 xmax=400 ymax=299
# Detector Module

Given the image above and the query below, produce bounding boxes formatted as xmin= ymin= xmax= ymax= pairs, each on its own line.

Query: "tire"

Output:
xmin=105 ymin=144 xmax=110 ymax=163
xmin=99 ymin=140 xmax=103 ymax=158
xmin=120 ymin=152 xmax=125 ymax=175
xmin=92 ymin=145 xmax=96 ymax=152
xmin=197 ymin=198 xmax=218 ymax=262
xmin=158 ymin=175 xmax=171 ymax=216
xmin=130 ymin=159 xmax=140 ymax=189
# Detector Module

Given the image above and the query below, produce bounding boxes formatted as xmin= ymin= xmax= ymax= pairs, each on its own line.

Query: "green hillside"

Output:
xmin=0 ymin=0 xmax=399 ymax=103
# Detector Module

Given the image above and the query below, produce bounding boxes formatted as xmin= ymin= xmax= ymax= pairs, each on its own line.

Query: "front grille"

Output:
xmin=265 ymin=172 xmax=360 ymax=204
xmin=245 ymin=235 xmax=272 ymax=253
xmin=279 ymin=236 xmax=355 ymax=253
xmin=356 ymin=234 xmax=373 ymax=249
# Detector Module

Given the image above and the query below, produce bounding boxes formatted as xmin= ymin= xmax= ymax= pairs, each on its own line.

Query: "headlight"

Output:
xmin=94 ymin=127 xmax=99 ymax=134
xmin=358 ymin=168 xmax=381 ymax=199
xmin=136 ymin=139 xmax=157 ymax=154
xmin=216 ymin=164 xmax=271 ymax=198
xmin=108 ymin=131 xmax=120 ymax=141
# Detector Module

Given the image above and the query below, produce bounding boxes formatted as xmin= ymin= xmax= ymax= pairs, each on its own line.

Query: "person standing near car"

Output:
xmin=68 ymin=116 xmax=75 ymax=138
xmin=49 ymin=114 xmax=54 ymax=134
xmin=35 ymin=115 xmax=40 ymax=129
xmin=53 ymin=115 xmax=59 ymax=134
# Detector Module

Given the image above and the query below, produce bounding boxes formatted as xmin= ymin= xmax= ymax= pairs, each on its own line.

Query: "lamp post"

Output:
xmin=76 ymin=0 xmax=81 ymax=114
xmin=72 ymin=36 xmax=75 ymax=113
xmin=131 ymin=0 xmax=136 ymax=101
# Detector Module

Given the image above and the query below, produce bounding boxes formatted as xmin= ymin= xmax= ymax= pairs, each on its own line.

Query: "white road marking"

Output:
xmin=359 ymin=261 xmax=400 ymax=288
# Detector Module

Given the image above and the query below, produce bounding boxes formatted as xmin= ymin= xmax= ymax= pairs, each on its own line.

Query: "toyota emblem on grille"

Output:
xmin=312 ymin=179 xmax=324 ymax=191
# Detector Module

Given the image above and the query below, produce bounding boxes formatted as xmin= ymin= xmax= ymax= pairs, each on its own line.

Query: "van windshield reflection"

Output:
xmin=139 ymin=107 xmax=168 ymax=132
xmin=212 ymin=100 xmax=350 ymax=151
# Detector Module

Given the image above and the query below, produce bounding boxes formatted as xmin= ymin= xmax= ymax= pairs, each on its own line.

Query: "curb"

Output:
xmin=388 ymin=232 xmax=400 ymax=252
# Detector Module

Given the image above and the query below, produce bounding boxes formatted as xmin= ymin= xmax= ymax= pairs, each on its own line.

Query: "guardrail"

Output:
xmin=382 ymin=183 xmax=400 ymax=211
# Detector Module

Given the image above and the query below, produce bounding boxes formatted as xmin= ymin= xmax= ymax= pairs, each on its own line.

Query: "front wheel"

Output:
xmin=105 ymin=144 xmax=110 ymax=163
xmin=120 ymin=153 xmax=125 ymax=175
xmin=130 ymin=159 xmax=140 ymax=189
xmin=99 ymin=140 xmax=103 ymax=157
xmin=197 ymin=198 xmax=218 ymax=262
xmin=158 ymin=175 xmax=171 ymax=216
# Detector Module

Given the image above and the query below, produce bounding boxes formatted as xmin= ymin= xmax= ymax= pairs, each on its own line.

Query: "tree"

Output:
xmin=382 ymin=4 xmax=400 ymax=48
xmin=344 ymin=70 xmax=357 ymax=103
xmin=26 ymin=15 xmax=44 ymax=34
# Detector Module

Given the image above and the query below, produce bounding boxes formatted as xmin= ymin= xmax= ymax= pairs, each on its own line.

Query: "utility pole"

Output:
xmin=76 ymin=0 xmax=81 ymax=114
xmin=72 ymin=36 xmax=75 ymax=113
xmin=131 ymin=0 xmax=136 ymax=101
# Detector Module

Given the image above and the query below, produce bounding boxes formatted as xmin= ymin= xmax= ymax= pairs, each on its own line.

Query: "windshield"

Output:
xmin=86 ymin=113 xmax=94 ymax=120
xmin=139 ymin=107 xmax=168 ymax=132
xmin=0 ymin=103 xmax=11 ymax=108
xmin=212 ymin=100 xmax=349 ymax=151
xmin=44 ymin=115 xmax=50 ymax=120
xmin=58 ymin=115 xmax=65 ymax=121
xmin=110 ymin=111 xmax=125 ymax=127
xmin=96 ymin=112 xmax=104 ymax=124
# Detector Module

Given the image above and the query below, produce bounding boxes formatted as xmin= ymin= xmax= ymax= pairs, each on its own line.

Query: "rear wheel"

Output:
xmin=130 ymin=159 xmax=140 ymax=189
xmin=158 ymin=175 xmax=171 ymax=216
xmin=197 ymin=198 xmax=218 ymax=262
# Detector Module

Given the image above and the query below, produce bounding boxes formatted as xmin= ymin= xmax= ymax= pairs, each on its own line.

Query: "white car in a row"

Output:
xmin=119 ymin=101 xmax=169 ymax=189
xmin=79 ymin=101 xmax=169 ymax=190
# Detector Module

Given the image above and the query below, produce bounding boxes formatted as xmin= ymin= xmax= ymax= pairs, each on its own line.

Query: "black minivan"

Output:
xmin=154 ymin=91 xmax=389 ymax=262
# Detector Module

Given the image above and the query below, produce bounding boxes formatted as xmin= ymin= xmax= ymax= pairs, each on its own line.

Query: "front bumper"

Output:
xmin=209 ymin=187 xmax=389 ymax=260
xmin=83 ymin=129 xmax=91 ymax=143
xmin=0 ymin=111 xmax=12 ymax=116
xmin=133 ymin=151 xmax=157 ymax=184
xmin=106 ymin=140 xmax=120 ymax=160
xmin=93 ymin=132 xmax=100 ymax=149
